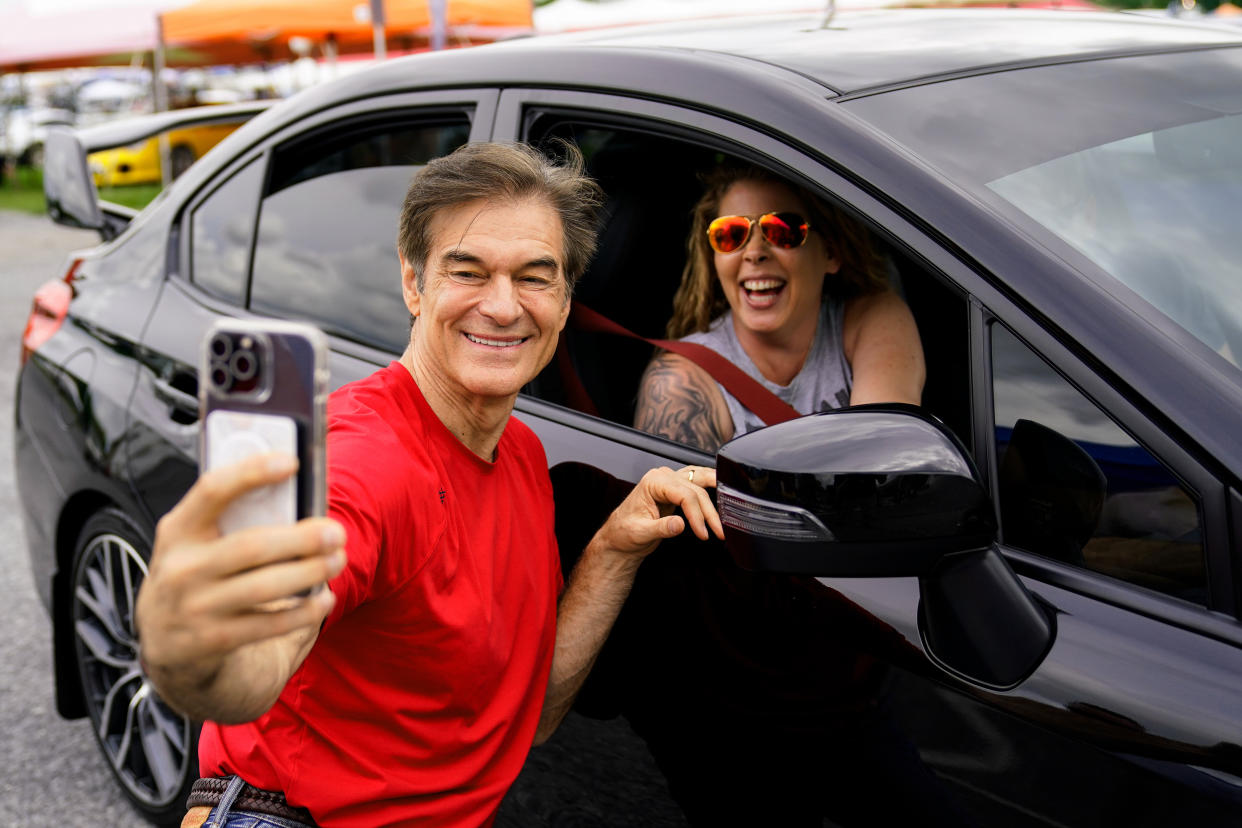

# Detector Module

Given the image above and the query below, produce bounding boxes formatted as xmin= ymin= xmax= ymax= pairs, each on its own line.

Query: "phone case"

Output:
xmin=199 ymin=319 xmax=329 ymax=532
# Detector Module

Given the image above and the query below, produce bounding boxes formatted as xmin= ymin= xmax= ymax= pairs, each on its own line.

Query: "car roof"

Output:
xmin=508 ymin=8 xmax=1242 ymax=94
xmin=233 ymin=9 xmax=1242 ymax=140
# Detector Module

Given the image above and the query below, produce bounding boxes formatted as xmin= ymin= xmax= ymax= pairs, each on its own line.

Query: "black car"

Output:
xmin=17 ymin=9 xmax=1242 ymax=826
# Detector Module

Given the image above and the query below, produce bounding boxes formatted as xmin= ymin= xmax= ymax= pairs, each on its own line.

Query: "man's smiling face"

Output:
xmin=402 ymin=195 xmax=570 ymax=405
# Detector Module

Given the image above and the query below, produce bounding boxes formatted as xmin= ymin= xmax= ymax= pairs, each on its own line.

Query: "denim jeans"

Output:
xmin=199 ymin=776 xmax=317 ymax=828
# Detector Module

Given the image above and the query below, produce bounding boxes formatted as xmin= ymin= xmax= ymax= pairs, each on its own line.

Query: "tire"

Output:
xmin=170 ymin=145 xmax=196 ymax=180
xmin=70 ymin=508 xmax=198 ymax=827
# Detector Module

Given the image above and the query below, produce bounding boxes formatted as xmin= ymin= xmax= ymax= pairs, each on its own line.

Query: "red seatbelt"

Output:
xmin=569 ymin=302 xmax=801 ymax=427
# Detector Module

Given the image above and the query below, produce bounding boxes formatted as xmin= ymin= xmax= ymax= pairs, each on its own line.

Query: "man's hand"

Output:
xmin=135 ymin=453 xmax=345 ymax=722
xmin=592 ymin=465 xmax=725 ymax=566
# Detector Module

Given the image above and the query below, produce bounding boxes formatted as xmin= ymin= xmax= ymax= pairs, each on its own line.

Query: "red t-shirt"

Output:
xmin=199 ymin=362 xmax=563 ymax=827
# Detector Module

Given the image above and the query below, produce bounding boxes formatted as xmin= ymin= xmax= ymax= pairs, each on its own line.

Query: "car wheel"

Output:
xmin=170 ymin=145 xmax=196 ymax=179
xmin=71 ymin=508 xmax=197 ymax=826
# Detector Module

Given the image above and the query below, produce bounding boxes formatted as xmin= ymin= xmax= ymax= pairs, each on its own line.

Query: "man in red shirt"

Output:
xmin=135 ymin=142 xmax=722 ymax=827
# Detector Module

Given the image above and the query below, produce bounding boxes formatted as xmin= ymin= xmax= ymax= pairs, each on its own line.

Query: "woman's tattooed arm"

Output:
xmin=634 ymin=352 xmax=733 ymax=453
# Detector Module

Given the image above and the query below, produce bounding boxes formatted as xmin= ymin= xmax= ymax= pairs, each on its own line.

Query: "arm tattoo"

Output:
xmin=634 ymin=355 xmax=732 ymax=453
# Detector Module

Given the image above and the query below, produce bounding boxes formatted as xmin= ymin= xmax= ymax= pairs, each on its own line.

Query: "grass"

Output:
xmin=0 ymin=165 xmax=48 ymax=214
xmin=0 ymin=165 xmax=162 ymax=215
xmin=99 ymin=183 xmax=163 ymax=211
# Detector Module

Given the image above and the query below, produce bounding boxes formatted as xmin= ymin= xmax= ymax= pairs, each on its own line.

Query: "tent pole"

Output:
xmin=325 ymin=32 xmax=339 ymax=80
xmin=431 ymin=0 xmax=447 ymax=50
xmin=154 ymin=14 xmax=170 ymax=189
xmin=370 ymin=0 xmax=387 ymax=60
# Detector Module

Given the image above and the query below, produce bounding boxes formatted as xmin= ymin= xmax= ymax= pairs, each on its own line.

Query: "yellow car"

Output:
xmin=89 ymin=121 xmax=240 ymax=188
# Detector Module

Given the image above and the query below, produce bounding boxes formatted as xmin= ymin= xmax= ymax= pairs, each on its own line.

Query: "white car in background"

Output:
xmin=0 ymin=104 xmax=74 ymax=169
xmin=74 ymin=77 xmax=150 ymax=128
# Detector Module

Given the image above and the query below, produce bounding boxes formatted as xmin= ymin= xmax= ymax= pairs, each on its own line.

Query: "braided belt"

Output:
xmin=188 ymin=777 xmax=317 ymax=825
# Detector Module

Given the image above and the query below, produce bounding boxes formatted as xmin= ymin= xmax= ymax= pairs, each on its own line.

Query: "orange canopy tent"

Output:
xmin=160 ymin=0 xmax=534 ymax=64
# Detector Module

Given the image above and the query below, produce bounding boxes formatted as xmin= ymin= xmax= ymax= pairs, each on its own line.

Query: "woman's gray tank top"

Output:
xmin=680 ymin=299 xmax=852 ymax=439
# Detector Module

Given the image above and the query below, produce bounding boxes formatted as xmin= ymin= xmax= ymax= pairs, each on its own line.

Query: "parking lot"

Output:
xmin=0 ymin=211 xmax=141 ymax=825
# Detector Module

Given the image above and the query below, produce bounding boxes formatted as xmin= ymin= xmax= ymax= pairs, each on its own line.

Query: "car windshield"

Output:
xmin=844 ymin=44 xmax=1242 ymax=373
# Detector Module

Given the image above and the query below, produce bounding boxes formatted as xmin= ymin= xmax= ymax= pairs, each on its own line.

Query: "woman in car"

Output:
xmin=624 ymin=166 xmax=961 ymax=827
xmin=634 ymin=164 xmax=925 ymax=449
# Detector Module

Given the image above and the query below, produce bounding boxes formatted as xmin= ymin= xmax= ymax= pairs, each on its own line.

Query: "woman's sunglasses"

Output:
xmin=706 ymin=212 xmax=811 ymax=254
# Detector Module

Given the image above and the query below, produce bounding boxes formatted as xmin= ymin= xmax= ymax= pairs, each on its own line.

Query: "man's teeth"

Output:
xmin=466 ymin=333 xmax=525 ymax=347
xmin=743 ymin=279 xmax=784 ymax=292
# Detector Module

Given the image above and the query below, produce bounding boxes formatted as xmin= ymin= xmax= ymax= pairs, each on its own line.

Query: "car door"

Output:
xmin=836 ymin=304 xmax=1242 ymax=826
xmin=490 ymin=87 xmax=1242 ymax=826
xmin=490 ymin=89 xmax=982 ymax=826
xmin=127 ymin=90 xmax=497 ymax=526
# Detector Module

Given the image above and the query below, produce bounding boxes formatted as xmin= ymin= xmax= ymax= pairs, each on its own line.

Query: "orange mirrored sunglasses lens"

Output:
xmin=707 ymin=216 xmax=753 ymax=253
xmin=707 ymin=213 xmax=809 ymax=253
xmin=759 ymin=212 xmax=809 ymax=248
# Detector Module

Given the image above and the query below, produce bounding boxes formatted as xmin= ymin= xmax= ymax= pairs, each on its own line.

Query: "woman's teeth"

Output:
xmin=743 ymin=279 xmax=784 ymax=294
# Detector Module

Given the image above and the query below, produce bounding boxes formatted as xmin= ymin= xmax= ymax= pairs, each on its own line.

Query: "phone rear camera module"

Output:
xmin=206 ymin=327 xmax=270 ymax=399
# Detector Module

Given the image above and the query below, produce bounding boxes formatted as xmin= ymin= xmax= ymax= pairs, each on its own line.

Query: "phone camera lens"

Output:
xmin=209 ymin=333 xmax=233 ymax=360
xmin=231 ymin=351 xmax=257 ymax=381
xmin=209 ymin=366 xmax=231 ymax=391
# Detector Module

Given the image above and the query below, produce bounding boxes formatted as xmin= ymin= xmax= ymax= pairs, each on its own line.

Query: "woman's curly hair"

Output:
xmin=666 ymin=165 xmax=887 ymax=339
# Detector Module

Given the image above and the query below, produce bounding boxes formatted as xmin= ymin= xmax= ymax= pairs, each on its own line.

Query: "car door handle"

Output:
xmin=153 ymin=377 xmax=199 ymax=422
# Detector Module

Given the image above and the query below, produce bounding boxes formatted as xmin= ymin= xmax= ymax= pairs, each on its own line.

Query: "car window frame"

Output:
xmin=1232 ymin=489 xmax=1242 ymax=613
xmin=173 ymin=88 xmax=499 ymax=367
xmin=183 ymin=155 xmax=266 ymax=305
xmin=494 ymin=86 xmax=1240 ymax=628
xmin=985 ymin=313 xmax=1220 ymax=610
xmin=977 ymin=298 xmax=1235 ymax=621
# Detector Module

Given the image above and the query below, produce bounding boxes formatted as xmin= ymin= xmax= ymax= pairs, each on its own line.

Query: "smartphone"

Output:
xmin=199 ymin=319 xmax=328 ymax=540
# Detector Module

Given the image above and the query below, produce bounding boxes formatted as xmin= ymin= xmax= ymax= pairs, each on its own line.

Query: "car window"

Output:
xmin=844 ymin=48 xmax=1242 ymax=379
xmin=189 ymin=158 xmax=264 ymax=303
xmin=525 ymin=120 xmax=718 ymax=427
xmin=987 ymin=117 xmax=1242 ymax=371
xmin=249 ymin=116 xmax=471 ymax=353
xmin=523 ymin=115 xmax=970 ymax=448
xmin=991 ymin=322 xmax=1207 ymax=605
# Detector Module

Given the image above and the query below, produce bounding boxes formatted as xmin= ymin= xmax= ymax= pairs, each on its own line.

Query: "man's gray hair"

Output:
xmin=397 ymin=141 xmax=604 ymax=294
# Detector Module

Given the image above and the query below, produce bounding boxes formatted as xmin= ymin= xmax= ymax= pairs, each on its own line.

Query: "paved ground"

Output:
xmin=0 ymin=211 xmax=145 ymax=826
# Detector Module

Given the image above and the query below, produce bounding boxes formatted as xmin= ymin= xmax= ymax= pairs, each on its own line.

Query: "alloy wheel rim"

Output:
xmin=73 ymin=531 xmax=191 ymax=809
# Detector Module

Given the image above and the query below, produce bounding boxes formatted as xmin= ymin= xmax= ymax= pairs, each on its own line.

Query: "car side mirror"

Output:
xmin=43 ymin=127 xmax=104 ymax=236
xmin=716 ymin=405 xmax=1054 ymax=689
